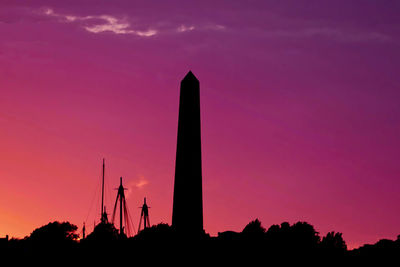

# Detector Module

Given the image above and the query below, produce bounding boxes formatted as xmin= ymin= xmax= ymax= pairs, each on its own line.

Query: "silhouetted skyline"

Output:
xmin=1 ymin=1 xmax=400 ymax=249
xmin=2 ymin=219 xmax=399 ymax=265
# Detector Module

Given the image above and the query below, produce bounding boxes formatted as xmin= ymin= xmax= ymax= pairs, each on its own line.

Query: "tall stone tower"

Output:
xmin=172 ymin=71 xmax=203 ymax=236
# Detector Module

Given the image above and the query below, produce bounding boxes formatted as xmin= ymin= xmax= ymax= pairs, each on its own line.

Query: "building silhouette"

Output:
xmin=172 ymin=71 xmax=204 ymax=237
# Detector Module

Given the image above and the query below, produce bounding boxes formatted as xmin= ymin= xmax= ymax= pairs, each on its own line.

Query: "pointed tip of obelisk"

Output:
xmin=182 ymin=70 xmax=199 ymax=83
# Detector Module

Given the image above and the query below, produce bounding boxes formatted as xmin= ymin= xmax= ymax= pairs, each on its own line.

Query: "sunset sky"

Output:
xmin=1 ymin=1 xmax=400 ymax=248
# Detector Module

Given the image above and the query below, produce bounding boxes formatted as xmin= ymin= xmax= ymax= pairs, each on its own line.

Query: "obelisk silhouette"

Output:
xmin=172 ymin=71 xmax=203 ymax=236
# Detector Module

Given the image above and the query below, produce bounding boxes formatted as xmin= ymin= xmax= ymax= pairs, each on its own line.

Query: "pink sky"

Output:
xmin=1 ymin=1 xmax=400 ymax=248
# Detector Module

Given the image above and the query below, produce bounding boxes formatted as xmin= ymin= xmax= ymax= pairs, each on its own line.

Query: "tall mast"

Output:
xmin=119 ymin=177 xmax=125 ymax=236
xmin=82 ymin=222 xmax=86 ymax=239
xmin=138 ymin=197 xmax=151 ymax=232
xmin=101 ymin=158 xmax=106 ymax=223
xmin=111 ymin=177 xmax=133 ymax=236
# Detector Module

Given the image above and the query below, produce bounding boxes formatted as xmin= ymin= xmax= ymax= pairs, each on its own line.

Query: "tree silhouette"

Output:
xmin=28 ymin=221 xmax=78 ymax=243
xmin=265 ymin=223 xmax=287 ymax=248
xmin=20 ymin=221 xmax=79 ymax=258
xmin=84 ymin=222 xmax=119 ymax=243
xmin=3 ymin=217 xmax=400 ymax=263
xmin=242 ymin=218 xmax=266 ymax=239
xmin=290 ymin=221 xmax=320 ymax=249
xmin=133 ymin=223 xmax=173 ymax=242
xmin=263 ymin=221 xmax=321 ymax=255
xmin=320 ymin=231 xmax=347 ymax=253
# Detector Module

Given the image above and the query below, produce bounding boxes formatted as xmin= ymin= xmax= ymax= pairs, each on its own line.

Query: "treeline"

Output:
xmin=1 ymin=219 xmax=399 ymax=264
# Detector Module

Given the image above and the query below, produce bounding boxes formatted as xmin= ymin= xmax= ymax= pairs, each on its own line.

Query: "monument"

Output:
xmin=172 ymin=71 xmax=204 ymax=236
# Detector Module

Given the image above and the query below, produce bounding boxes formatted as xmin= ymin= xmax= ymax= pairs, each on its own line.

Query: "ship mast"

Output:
xmin=138 ymin=197 xmax=151 ymax=232
xmin=111 ymin=177 xmax=133 ymax=236
xmin=100 ymin=158 xmax=108 ymax=223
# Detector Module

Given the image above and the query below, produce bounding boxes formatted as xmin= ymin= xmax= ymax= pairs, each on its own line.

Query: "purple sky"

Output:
xmin=0 ymin=0 xmax=400 ymax=248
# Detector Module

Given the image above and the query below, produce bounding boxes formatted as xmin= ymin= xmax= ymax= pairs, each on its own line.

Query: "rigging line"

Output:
xmin=111 ymin=194 xmax=119 ymax=224
xmin=138 ymin=206 xmax=144 ymax=232
xmin=123 ymin=206 xmax=129 ymax=236
xmin=104 ymin=174 xmax=113 ymax=212
xmin=138 ymin=213 xmax=142 ymax=233
xmin=125 ymin=202 xmax=136 ymax=235
xmin=124 ymin=199 xmax=132 ymax=236
xmin=123 ymin=200 xmax=133 ymax=236
xmin=146 ymin=205 xmax=151 ymax=227
xmin=84 ymin=174 xmax=102 ymax=224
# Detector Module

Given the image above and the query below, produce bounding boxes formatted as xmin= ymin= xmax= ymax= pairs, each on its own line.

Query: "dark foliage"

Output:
xmin=3 ymin=221 xmax=79 ymax=261
xmin=28 ymin=221 xmax=78 ymax=243
xmin=2 ymin=219 xmax=399 ymax=265
xmin=320 ymin=231 xmax=347 ymax=253
xmin=133 ymin=223 xmax=174 ymax=242
xmin=83 ymin=222 xmax=119 ymax=243
xmin=242 ymin=218 xmax=266 ymax=239
xmin=348 ymin=235 xmax=400 ymax=264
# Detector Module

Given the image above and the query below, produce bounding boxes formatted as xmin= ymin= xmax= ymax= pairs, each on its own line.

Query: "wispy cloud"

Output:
xmin=134 ymin=179 xmax=149 ymax=189
xmin=135 ymin=29 xmax=158 ymax=37
xmin=41 ymin=8 xmax=157 ymax=37
xmin=125 ymin=177 xmax=149 ymax=199
xmin=207 ymin=24 xmax=226 ymax=31
xmin=264 ymin=27 xmax=391 ymax=43
xmin=177 ymin=25 xmax=195 ymax=33
xmin=84 ymin=15 xmax=134 ymax=35
xmin=305 ymin=28 xmax=391 ymax=43
xmin=40 ymin=7 xmax=229 ymax=37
